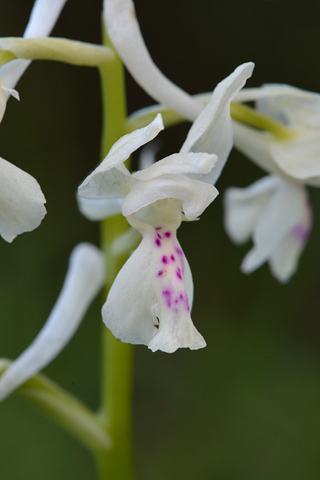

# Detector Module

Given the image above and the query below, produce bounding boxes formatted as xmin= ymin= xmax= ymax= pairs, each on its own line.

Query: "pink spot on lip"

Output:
xmin=175 ymin=247 xmax=183 ymax=255
xmin=162 ymin=255 xmax=168 ymax=264
xmin=162 ymin=289 xmax=172 ymax=308
xmin=155 ymin=238 xmax=161 ymax=247
xmin=155 ymin=226 xmax=162 ymax=231
xmin=158 ymin=270 xmax=164 ymax=276
xmin=164 ymin=231 xmax=171 ymax=238
xmin=291 ymin=224 xmax=309 ymax=243
xmin=170 ymin=254 xmax=175 ymax=262
xmin=176 ymin=268 xmax=182 ymax=280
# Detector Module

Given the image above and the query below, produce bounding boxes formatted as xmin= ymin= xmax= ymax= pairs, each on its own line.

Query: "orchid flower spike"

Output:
xmin=0 ymin=0 xmax=67 ymax=241
xmin=0 ymin=243 xmax=105 ymax=401
xmin=224 ymin=84 xmax=318 ymax=280
xmin=78 ymin=114 xmax=218 ymax=353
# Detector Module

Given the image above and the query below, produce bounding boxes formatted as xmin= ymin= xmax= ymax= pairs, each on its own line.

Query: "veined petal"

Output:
xmin=77 ymin=196 xmax=123 ymax=221
xmin=103 ymin=0 xmax=202 ymax=121
xmin=0 ymin=157 xmax=46 ymax=242
xmin=133 ymin=152 xmax=217 ymax=180
xmin=0 ymin=243 xmax=105 ymax=401
xmin=181 ymin=62 xmax=254 ymax=184
xmin=78 ymin=114 xmax=164 ymax=199
xmin=102 ymin=222 xmax=205 ymax=353
xmin=122 ymin=174 xmax=218 ymax=220
xmin=224 ymin=175 xmax=280 ymax=243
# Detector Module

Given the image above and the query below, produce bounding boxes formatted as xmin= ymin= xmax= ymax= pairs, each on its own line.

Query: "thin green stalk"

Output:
xmin=0 ymin=360 xmax=110 ymax=454
xmin=95 ymin=24 xmax=134 ymax=480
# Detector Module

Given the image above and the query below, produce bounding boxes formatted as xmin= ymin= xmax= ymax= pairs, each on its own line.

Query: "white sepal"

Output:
xmin=78 ymin=114 xmax=164 ymax=200
xmin=0 ymin=157 xmax=46 ymax=242
xmin=181 ymin=62 xmax=254 ymax=184
xmin=0 ymin=243 xmax=105 ymax=401
xmin=103 ymin=0 xmax=202 ymax=121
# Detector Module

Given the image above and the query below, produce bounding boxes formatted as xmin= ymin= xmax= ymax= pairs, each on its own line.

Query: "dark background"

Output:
xmin=1 ymin=1 xmax=320 ymax=479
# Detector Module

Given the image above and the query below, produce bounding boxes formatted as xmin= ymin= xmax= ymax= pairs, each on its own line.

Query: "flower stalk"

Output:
xmin=95 ymin=25 xmax=134 ymax=480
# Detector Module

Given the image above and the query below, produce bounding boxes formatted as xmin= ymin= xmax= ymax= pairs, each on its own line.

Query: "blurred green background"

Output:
xmin=1 ymin=0 xmax=320 ymax=479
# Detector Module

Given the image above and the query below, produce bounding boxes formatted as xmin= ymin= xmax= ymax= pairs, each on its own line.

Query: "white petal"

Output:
xmin=133 ymin=152 xmax=217 ymax=181
xmin=23 ymin=0 xmax=68 ymax=38
xmin=122 ymin=174 xmax=218 ymax=220
xmin=0 ymin=243 xmax=105 ymax=401
xmin=78 ymin=114 xmax=164 ymax=199
xmin=103 ymin=0 xmax=202 ymax=121
xmin=255 ymin=85 xmax=320 ymax=129
xmin=232 ymin=121 xmax=285 ymax=176
xmin=181 ymin=62 xmax=254 ymax=184
xmin=269 ymin=206 xmax=311 ymax=283
xmin=102 ymin=228 xmax=205 ymax=353
xmin=271 ymin=132 xmax=320 ymax=185
xmin=0 ymin=157 xmax=46 ymax=242
xmin=241 ymin=180 xmax=309 ymax=275
xmin=235 ymin=84 xmax=307 ymax=104
xmin=224 ymin=175 xmax=279 ymax=243
xmin=77 ymin=196 xmax=123 ymax=221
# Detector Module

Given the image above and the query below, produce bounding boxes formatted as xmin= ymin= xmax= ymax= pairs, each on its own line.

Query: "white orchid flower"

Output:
xmin=0 ymin=243 xmax=105 ymax=401
xmin=78 ymin=114 xmax=218 ymax=353
xmin=223 ymin=84 xmax=320 ymax=280
xmin=233 ymin=84 xmax=320 ymax=185
xmin=0 ymin=0 xmax=67 ymax=241
xmin=224 ymin=175 xmax=311 ymax=283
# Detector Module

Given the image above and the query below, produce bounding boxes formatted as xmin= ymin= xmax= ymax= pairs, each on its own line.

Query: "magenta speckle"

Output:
xmin=162 ymin=255 xmax=168 ymax=264
xmin=155 ymin=238 xmax=161 ymax=247
xmin=176 ymin=268 xmax=182 ymax=280
xmin=164 ymin=231 xmax=171 ymax=238
xmin=155 ymin=226 xmax=162 ymax=231
xmin=162 ymin=289 xmax=172 ymax=307
xmin=170 ymin=254 xmax=175 ymax=262
xmin=175 ymin=247 xmax=183 ymax=256
xmin=179 ymin=293 xmax=184 ymax=300
xmin=157 ymin=270 xmax=164 ymax=277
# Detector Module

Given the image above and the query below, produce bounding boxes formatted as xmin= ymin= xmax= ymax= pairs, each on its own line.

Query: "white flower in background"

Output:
xmin=78 ymin=114 xmax=218 ymax=353
xmin=0 ymin=0 xmax=67 ymax=241
xmin=224 ymin=175 xmax=311 ymax=282
xmin=225 ymin=84 xmax=318 ymax=281
xmin=0 ymin=243 xmax=105 ymax=401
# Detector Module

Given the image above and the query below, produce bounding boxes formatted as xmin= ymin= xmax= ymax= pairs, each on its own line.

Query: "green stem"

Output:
xmin=0 ymin=360 xmax=110 ymax=454
xmin=95 ymin=25 xmax=134 ymax=480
